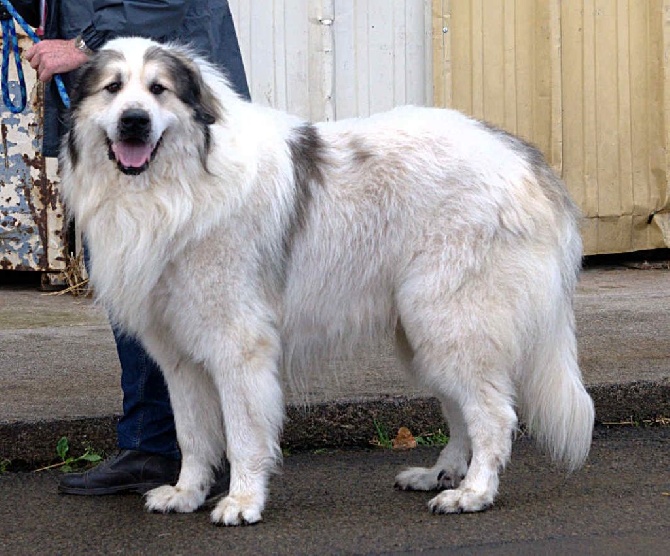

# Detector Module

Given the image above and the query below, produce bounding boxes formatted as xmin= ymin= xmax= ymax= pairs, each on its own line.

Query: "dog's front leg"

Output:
xmin=209 ymin=334 xmax=284 ymax=526
xmin=144 ymin=355 xmax=225 ymax=514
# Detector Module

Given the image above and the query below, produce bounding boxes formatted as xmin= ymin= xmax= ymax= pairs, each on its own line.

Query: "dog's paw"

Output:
xmin=144 ymin=484 xmax=206 ymax=514
xmin=394 ymin=467 xmax=440 ymax=491
xmin=436 ymin=468 xmax=466 ymax=490
xmin=428 ymin=488 xmax=494 ymax=514
xmin=210 ymin=494 xmax=263 ymax=526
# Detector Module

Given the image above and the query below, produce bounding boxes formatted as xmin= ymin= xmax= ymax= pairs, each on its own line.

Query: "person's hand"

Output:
xmin=25 ymin=39 xmax=90 ymax=82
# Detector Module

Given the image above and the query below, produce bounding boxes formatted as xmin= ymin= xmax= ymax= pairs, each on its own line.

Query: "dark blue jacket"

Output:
xmin=13 ymin=0 xmax=249 ymax=156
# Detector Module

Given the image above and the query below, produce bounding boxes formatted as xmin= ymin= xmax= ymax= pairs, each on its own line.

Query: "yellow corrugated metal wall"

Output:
xmin=432 ymin=0 xmax=670 ymax=255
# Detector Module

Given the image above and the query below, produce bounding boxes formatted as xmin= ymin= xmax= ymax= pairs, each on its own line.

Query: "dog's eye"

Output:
xmin=105 ymin=82 xmax=122 ymax=94
xmin=150 ymin=83 xmax=166 ymax=96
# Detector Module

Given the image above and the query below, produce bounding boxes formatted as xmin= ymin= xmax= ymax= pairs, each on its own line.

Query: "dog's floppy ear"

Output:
xmin=179 ymin=59 xmax=222 ymax=127
xmin=145 ymin=45 xmax=223 ymax=126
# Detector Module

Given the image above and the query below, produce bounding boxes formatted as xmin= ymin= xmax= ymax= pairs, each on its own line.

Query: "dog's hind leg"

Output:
xmin=395 ymin=276 xmax=519 ymax=513
xmin=395 ymin=395 xmax=471 ymax=491
xmin=426 ymin=379 xmax=517 ymax=514
xmin=143 ymin=346 xmax=226 ymax=514
xmin=416 ymin=354 xmax=517 ymax=513
xmin=393 ymin=325 xmax=469 ymax=491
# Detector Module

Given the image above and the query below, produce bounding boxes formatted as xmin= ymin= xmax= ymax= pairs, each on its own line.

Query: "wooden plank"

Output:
xmin=450 ymin=0 xmax=473 ymax=113
xmin=616 ymin=0 xmax=633 ymax=217
xmin=533 ymin=0 xmax=552 ymax=164
xmin=595 ymin=0 xmax=621 ymax=218
xmin=431 ymin=0 xmax=450 ymax=108
xmin=560 ymin=1 xmax=587 ymax=212
xmin=514 ymin=0 xmax=534 ymax=142
xmin=482 ymin=0 xmax=505 ymax=125
xmin=548 ymin=0 xmax=563 ymax=173
xmin=582 ymin=0 xmax=600 ymax=221
xmin=471 ymin=0 xmax=485 ymax=118
xmin=662 ymin=0 xmax=670 ymax=208
xmin=502 ymin=0 xmax=517 ymax=134
xmin=629 ymin=0 xmax=651 ymax=217
xmin=647 ymin=0 xmax=666 ymax=210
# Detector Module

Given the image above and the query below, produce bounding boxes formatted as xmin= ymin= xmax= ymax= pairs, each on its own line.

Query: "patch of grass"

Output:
xmin=371 ymin=420 xmax=450 ymax=449
xmin=0 ymin=458 xmax=10 ymax=474
xmin=371 ymin=419 xmax=393 ymax=449
xmin=415 ymin=428 xmax=449 ymax=447
xmin=34 ymin=437 xmax=103 ymax=473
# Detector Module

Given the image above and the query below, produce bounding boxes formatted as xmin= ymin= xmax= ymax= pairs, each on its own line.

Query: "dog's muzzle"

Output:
xmin=108 ymin=109 xmax=161 ymax=176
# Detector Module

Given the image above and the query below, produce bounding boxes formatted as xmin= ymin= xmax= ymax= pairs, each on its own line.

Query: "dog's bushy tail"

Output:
xmin=521 ymin=323 xmax=594 ymax=471
xmin=520 ymin=235 xmax=594 ymax=472
xmin=518 ymin=201 xmax=595 ymax=471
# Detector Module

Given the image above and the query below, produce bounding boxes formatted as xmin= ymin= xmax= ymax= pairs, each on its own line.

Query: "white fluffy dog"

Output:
xmin=60 ymin=37 xmax=594 ymax=526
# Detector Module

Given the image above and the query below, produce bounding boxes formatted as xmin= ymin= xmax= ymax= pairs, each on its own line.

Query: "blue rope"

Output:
xmin=0 ymin=0 xmax=70 ymax=113
xmin=1 ymin=5 xmax=26 ymax=113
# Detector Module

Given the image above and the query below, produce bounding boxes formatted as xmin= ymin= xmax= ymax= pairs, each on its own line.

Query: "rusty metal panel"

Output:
xmin=0 ymin=30 xmax=67 ymax=272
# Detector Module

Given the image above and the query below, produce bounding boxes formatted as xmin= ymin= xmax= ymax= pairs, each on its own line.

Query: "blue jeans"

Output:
xmin=114 ymin=331 xmax=182 ymax=459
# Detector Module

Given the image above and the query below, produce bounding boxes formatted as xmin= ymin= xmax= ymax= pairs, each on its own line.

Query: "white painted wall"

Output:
xmin=228 ymin=0 xmax=432 ymax=122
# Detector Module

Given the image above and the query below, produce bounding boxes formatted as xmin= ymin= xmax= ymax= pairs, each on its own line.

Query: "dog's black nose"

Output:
xmin=118 ymin=109 xmax=151 ymax=139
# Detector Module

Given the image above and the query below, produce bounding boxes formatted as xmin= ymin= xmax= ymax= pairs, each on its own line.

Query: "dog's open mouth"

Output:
xmin=107 ymin=137 xmax=162 ymax=176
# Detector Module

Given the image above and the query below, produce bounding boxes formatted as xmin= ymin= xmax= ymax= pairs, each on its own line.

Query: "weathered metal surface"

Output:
xmin=229 ymin=0 xmax=432 ymax=121
xmin=0 ymin=31 xmax=67 ymax=272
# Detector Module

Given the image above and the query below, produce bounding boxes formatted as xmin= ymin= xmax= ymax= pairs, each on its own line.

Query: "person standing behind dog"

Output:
xmin=10 ymin=0 xmax=250 ymax=495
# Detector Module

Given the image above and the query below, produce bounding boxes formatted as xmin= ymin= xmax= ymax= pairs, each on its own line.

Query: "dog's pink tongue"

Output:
xmin=112 ymin=141 xmax=153 ymax=168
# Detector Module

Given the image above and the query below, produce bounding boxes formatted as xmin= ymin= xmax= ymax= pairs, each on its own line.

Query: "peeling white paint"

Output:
xmin=0 ymin=30 xmax=66 ymax=272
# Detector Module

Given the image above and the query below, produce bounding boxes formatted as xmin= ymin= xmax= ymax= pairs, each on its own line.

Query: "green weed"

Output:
xmin=371 ymin=420 xmax=450 ymax=449
xmin=34 ymin=437 xmax=103 ymax=472
xmin=415 ymin=428 xmax=449 ymax=447
xmin=371 ymin=419 xmax=393 ymax=448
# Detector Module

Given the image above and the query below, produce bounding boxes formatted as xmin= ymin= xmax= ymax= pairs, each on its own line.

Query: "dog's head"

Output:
xmin=66 ymin=37 xmax=222 ymax=176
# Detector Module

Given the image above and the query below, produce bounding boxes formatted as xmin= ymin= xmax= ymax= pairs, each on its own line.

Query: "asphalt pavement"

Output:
xmin=1 ymin=427 xmax=668 ymax=555
xmin=0 ymin=262 xmax=669 ymax=554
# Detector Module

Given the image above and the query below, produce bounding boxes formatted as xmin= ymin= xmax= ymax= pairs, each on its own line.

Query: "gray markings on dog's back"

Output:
xmin=285 ymin=124 xmax=326 ymax=241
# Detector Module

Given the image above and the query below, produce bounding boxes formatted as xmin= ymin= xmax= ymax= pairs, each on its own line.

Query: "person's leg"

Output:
xmin=114 ymin=331 xmax=180 ymax=459
xmin=57 ymin=333 xmax=181 ymax=495
xmin=59 ymin=252 xmax=180 ymax=495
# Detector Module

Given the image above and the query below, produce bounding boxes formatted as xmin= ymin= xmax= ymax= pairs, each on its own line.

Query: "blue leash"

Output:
xmin=1 ymin=0 xmax=69 ymax=112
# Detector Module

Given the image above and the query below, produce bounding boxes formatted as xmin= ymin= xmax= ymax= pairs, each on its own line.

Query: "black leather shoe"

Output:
xmin=58 ymin=449 xmax=180 ymax=495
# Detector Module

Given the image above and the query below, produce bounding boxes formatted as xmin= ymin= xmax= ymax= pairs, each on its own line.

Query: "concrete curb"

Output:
xmin=2 ymin=380 xmax=667 ymax=466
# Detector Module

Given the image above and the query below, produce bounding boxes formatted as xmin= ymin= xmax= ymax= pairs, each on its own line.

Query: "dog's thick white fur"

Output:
xmin=60 ymin=37 xmax=594 ymax=525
